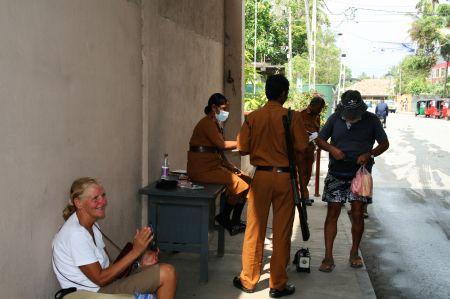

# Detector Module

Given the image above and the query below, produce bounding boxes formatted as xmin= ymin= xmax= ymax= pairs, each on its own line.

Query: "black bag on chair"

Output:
xmin=54 ymin=287 xmax=76 ymax=299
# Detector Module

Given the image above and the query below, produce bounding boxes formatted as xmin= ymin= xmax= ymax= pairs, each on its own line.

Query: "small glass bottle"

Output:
xmin=160 ymin=153 xmax=170 ymax=180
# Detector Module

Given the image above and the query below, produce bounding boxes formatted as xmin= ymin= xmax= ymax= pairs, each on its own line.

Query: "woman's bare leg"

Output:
xmin=156 ymin=263 xmax=177 ymax=299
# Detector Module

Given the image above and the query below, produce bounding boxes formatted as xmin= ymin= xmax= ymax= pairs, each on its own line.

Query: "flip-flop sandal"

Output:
xmin=319 ymin=257 xmax=335 ymax=272
xmin=349 ymin=255 xmax=364 ymax=268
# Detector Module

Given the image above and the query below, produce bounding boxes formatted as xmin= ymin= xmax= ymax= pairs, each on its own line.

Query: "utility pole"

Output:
xmin=309 ymin=0 xmax=317 ymax=91
xmin=303 ymin=0 xmax=311 ymax=88
xmin=253 ymin=0 xmax=258 ymax=98
xmin=288 ymin=7 xmax=293 ymax=82
xmin=336 ymin=54 xmax=346 ymax=107
xmin=445 ymin=57 xmax=449 ymax=97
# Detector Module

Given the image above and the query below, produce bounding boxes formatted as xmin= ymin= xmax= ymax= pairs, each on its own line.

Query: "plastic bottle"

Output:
xmin=134 ymin=292 xmax=156 ymax=299
xmin=161 ymin=153 xmax=170 ymax=180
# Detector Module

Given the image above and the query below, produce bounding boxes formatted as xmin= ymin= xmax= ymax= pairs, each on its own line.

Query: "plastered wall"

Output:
xmin=142 ymin=0 xmax=226 ymax=178
xmin=0 ymin=1 xmax=142 ymax=297
xmin=0 ymin=0 xmax=243 ymax=296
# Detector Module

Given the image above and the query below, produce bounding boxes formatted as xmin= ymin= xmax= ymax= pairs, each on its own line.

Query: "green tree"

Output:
xmin=244 ymin=0 xmax=342 ymax=110
xmin=290 ymin=29 xmax=342 ymax=85
xmin=394 ymin=55 xmax=431 ymax=95
xmin=415 ymin=0 xmax=440 ymax=14
xmin=391 ymin=1 xmax=450 ymax=96
xmin=245 ymin=0 xmax=308 ymax=65
xmin=345 ymin=67 xmax=353 ymax=84
xmin=285 ymin=91 xmax=329 ymax=125
xmin=437 ymin=4 xmax=450 ymax=96
xmin=409 ymin=15 xmax=443 ymax=64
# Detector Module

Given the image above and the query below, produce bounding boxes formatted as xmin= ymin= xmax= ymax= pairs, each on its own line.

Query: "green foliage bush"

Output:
xmin=244 ymin=90 xmax=329 ymax=126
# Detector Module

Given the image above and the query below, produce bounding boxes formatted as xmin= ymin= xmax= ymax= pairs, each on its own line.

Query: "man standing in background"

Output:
xmin=375 ymin=99 xmax=388 ymax=128
xmin=298 ymin=96 xmax=325 ymax=205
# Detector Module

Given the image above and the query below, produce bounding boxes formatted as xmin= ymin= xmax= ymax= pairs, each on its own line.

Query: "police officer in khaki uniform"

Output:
xmin=233 ymin=75 xmax=309 ymax=298
xmin=187 ymin=93 xmax=250 ymax=235
xmin=298 ymin=96 xmax=325 ymax=205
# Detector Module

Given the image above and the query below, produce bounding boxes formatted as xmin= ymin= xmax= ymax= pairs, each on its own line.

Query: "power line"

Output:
xmin=357 ymin=6 xmax=450 ymax=16
xmin=329 ymin=19 xmax=412 ymax=23
xmin=354 ymin=7 xmax=416 ymax=15
xmin=343 ymin=32 xmax=415 ymax=52
xmin=322 ymin=1 xmax=348 ymax=16
xmin=324 ymin=2 xmax=449 ymax=17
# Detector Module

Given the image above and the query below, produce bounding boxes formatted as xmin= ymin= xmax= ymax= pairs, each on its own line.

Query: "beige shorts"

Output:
xmin=99 ymin=264 xmax=160 ymax=294
xmin=65 ymin=291 xmax=133 ymax=298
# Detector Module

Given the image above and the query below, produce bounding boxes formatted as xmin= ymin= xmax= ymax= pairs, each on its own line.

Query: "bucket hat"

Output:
xmin=338 ymin=90 xmax=367 ymax=119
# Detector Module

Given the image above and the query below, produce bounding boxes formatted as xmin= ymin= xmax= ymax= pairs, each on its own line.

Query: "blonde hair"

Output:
xmin=62 ymin=177 xmax=100 ymax=221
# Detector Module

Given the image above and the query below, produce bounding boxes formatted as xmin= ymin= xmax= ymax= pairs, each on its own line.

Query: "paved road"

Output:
xmin=361 ymin=113 xmax=450 ymax=298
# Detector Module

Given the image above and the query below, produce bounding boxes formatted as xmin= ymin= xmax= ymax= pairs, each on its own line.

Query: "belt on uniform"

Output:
xmin=255 ymin=166 xmax=290 ymax=173
xmin=189 ymin=146 xmax=219 ymax=153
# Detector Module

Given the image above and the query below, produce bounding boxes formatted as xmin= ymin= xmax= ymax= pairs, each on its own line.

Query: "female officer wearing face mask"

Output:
xmin=187 ymin=93 xmax=251 ymax=236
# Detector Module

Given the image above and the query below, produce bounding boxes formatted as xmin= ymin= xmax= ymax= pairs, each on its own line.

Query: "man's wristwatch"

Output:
xmin=369 ymin=150 xmax=375 ymax=159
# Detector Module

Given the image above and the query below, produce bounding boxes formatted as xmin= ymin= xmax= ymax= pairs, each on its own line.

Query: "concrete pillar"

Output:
xmin=223 ymin=0 xmax=245 ymax=167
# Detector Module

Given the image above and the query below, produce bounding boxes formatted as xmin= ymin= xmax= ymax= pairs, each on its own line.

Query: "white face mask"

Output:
xmin=215 ymin=110 xmax=229 ymax=122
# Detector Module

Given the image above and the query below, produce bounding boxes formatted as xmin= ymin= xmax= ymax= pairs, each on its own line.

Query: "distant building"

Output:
xmin=430 ymin=56 xmax=449 ymax=84
xmin=346 ymin=79 xmax=392 ymax=102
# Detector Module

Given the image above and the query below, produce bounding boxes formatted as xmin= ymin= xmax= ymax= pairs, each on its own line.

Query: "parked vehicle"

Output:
xmin=415 ymin=100 xmax=427 ymax=116
xmin=434 ymin=100 xmax=444 ymax=118
xmin=425 ymin=100 xmax=437 ymax=118
xmin=364 ymin=100 xmax=375 ymax=113
xmin=413 ymin=97 xmax=450 ymax=119
xmin=386 ymin=99 xmax=397 ymax=113
xmin=442 ymin=100 xmax=450 ymax=120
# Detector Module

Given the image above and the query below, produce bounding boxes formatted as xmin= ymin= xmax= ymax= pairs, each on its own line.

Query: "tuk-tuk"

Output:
xmin=434 ymin=100 xmax=444 ymax=118
xmin=442 ymin=100 xmax=450 ymax=120
xmin=424 ymin=100 xmax=436 ymax=118
xmin=415 ymin=100 xmax=427 ymax=116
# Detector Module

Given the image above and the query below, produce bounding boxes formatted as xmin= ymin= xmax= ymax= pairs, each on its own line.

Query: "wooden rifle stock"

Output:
xmin=283 ymin=109 xmax=310 ymax=241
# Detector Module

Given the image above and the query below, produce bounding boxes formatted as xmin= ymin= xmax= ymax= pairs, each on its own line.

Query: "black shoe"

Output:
xmin=305 ymin=198 xmax=313 ymax=206
xmin=215 ymin=214 xmax=231 ymax=230
xmin=229 ymin=223 xmax=246 ymax=236
xmin=269 ymin=284 xmax=295 ymax=298
xmin=233 ymin=276 xmax=254 ymax=293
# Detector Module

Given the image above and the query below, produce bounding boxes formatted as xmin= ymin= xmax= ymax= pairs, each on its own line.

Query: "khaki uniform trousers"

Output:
xmin=240 ymin=170 xmax=295 ymax=290
xmin=299 ymin=149 xmax=315 ymax=199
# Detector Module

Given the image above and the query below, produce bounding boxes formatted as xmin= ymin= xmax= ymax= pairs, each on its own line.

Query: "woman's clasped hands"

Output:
xmin=132 ymin=227 xmax=160 ymax=267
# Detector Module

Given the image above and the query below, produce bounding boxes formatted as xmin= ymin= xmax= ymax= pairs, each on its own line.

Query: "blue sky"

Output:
xmin=324 ymin=0 xmax=422 ymax=78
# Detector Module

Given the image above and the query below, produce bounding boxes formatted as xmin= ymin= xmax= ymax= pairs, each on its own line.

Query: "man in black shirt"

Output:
xmin=316 ymin=90 xmax=389 ymax=272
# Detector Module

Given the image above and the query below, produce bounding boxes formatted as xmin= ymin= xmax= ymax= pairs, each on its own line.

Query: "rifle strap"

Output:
xmin=287 ymin=107 xmax=292 ymax=125
xmin=286 ymin=107 xmax=306 ymax=199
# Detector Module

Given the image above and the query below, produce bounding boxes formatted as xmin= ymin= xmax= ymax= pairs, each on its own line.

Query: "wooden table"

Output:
xmin=139 ymin=181 xmax=226 ymax=282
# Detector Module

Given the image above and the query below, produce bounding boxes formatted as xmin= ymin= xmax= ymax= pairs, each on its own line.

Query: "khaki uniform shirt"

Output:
xmin=299 ymin=106 xmax=320 ymax=133
xmin=187 ymin=116 xmax=225 ymax=174
xmin=187 ymin=116 xmax=248 ymax=195
xmin=237 ymin=101 xmax=309 ymax=167
xmin=299 ymin=106 xmax=320 ymax=157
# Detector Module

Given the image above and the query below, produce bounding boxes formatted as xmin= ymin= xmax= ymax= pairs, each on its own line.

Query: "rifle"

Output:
xmin=282 ymin=108 xmax=310 ymax=241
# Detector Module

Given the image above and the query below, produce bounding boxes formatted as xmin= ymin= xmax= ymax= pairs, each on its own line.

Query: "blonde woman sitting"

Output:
xmin=52 ymin=177 xmax=176 ymax=298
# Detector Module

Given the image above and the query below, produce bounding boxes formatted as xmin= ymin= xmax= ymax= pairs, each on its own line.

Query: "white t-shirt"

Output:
xmin=52 ymin=213 xmax=110 ymax=291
